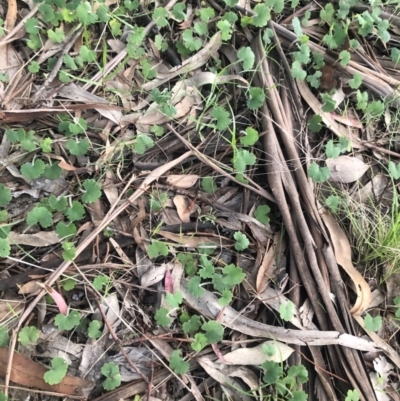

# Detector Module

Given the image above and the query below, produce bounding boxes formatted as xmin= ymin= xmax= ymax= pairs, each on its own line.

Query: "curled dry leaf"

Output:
xmin=173 ymin=195 xmax=197 ymax=223
xmin=166 ymin=174 xmax=199 ymax=189
xmin=223 ymin=341 xmax=294 ymax=365
xmin=8 ymin=231 xmax=60 ymax=247
xmin=44 ymin=284 xmax=69 ymax=315
xmin=326 ymin=156 xmax=369 ymax=183
xmin=320 ymin=210 xmax=371 ymax=316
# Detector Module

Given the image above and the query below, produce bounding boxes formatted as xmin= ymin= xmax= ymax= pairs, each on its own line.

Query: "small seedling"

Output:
xmin=18 ymin=326 xmax=40 ymax=346
xmin=169 ymin=350 xmax=189 ymax=375
xmin=101 ymin=362 xmax=121 ymax=391
xmin=43 ymin=357 xmax=68 ymax=385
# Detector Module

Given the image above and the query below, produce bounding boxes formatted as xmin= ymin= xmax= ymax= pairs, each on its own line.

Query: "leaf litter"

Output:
xmin=0 ymin=0 xmax=399 ymax=400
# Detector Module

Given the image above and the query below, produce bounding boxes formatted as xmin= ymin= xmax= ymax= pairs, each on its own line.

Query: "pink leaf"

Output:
xmin=164 ymin=270 xmax=174 ymax=293
xmin=45 ymin=285 xmax=68 ymax=315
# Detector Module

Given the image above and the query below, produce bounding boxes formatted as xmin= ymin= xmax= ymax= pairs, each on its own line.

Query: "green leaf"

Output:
xmin=182 ymin=29 xmax=202 ymax=51
xmin=211 ymin=106 xmax=230 ymax=130
xmin=79 ymin=45 xmax=96 ymax=62
xmin=177 ymin=252 xmax=197 ymax=276
xmin=147 ymin=240 xmax=169 ymax=258
xmin=218 ymin=290 xmax=233 ymax=306
xmin=62 ymin=242 xmax=76 ymax=261
xmin=154 ymin=34 xmax=168 ymax=51
xmin=325 ymin=140 xmax=341 ymax=158
xmin=320 ymin=4 xmax=334 ymax=22
xmin=223 ymin=0 xmax=238 ymax=6
xmin=348 ymin=72 xmax=362 ymax=89
xmin=321 ymin=93 xmax=336 ymax=112
xmin=0 ymin=184 xmax=11 ymax=207
xmin=266 ymin=0 xmax=284 ymax=13
xmin=247 ymin=87 xmax=265 ymax=110
xmin=59 ymin=70 xmax=71 ymax=84
xmin=339 ymin=50 xmax=351 ymax=66
xmin=389 ymin=161 xmax=400 ymax=180
xmin=251 ymin=4 xmax=270 ymax=27
xmin=27 ymin=206 xmax=53 ymax=228
xmin=198 ymin=256 xmax=214 ymax=279
xmin=21 ymin=159 xmax=46 ymax=180
xmin=325 ymin=195 xmax=341 ymax=213
xmin=345 ymin=389 xmax=360 ymax=401
xmin=0 ymin=239 xmax=10 ymax=258
xmin=191 ymin=332 xmax=208 ymax=351
xmin=391 ymin=48 xmax=400 ymax=64
xmin=240 ymin=127 xmax=258 ymax=147
xmin=68 ymin=118 xmax=87 ymax=135
xmin=233 ymin=231 xmax=249 ymax=251
xmin=18 ymin=326 xmax=40 ymax=346
xmin=82 ymin=179 xmax=101 ymax=203
xmin=182 ymin=315 xmax=201 ymax=334
xmin=292 ymin=17 xmax=302 ymax=37
xmin=187 ymin=276 xmax=205 ymax=297
xmin=216 ymin=20 xmax=232 ymax=40
xmin=366 ymin=100 xmax=384 ymax=118
xmin=43 ymin=357 xmax=68 ymax=385
xmin=25 ymin=17 xmax=39 ymax=34
xmin=262 ymin=360 xmax=282 ymax=385
xmin=293 ymin=43 xmax=310 ymax=64
xmin=306 ymin=70 xmax=322 ymax=88
xmin=155 ymin=308 xmax=171 ymax=326
xmin=356 ymin=90 xmax=368 ymax=111
xmin=254 ymin=204 xmax=270 ymax=225
xmin=150 ymin=125 xmax=165 ymax=137
xmin=291 ymin=391 xmax=308 ymax=401
xmin=101 ymin=362 xmax=121 ymax=391
xmin=0 ymin=326 xmax=9 ymax=347
xmin=169 ymin=350 xmax=189 ymax=375
xmin=201 ymin=177 xmax=217 ymax=194
xmin=65 ymin=201 xmax=85 ymax=222
xmin=44 ymin=162 xmax=62 ymax=180
xmin=39 ymin=4 xmax=55 ymax=22
xmin=198 ymin=7 xmax=215 ymax=23
xmin=28 ymin=61 xmax=40 ymax=73
xmin=202 ymin=320 xmax=224 ymax=343
xmin=165 ymin=291 xmax=183 ymax=309
xmin=62 ymin=276 xmax=76 ymax=291
xmin=0 ymin=211 xmax=7 ymax=222
xmin=0 ymin=392 xmax=7 ymax=401
xmin=88 ymin=320 xmax=103 ymax=339
xmin=134 ymin=134 xmax=154 ymax=155
xmin=233 ymin=149 xmax=256 ymax=174
xmin=291 ymin=60 xmax=307 ymax=80
xmin=93 ymin=275 xmax=109 ymax=291
xmin=172 ymin=3 xmax=185 ymax=21
xmin=76 ymin=1 xmax=98 ymax=25
xmin=110 ymin=19 xmax=122 ymax=36
xmin=279 ymin=301 xmax=294 ymax=321
xmin=222 ymin=264 xmax=245 ymax=288
xmin=54 ymin=310 xmax=81 ymax=330
xmin=308 ymin=162 xmax=330 ymax=183
xmin=48 ymin=28 xmax=65 ymax=43
xmin=153 ymin=7 xmax=169 ymax=28
xmin=56 ymin=222 xmax=77 ymax=239
xmin=364 ymin=313 xmax=382 ymax=332
xmin=263 ymin=344 xmax=276 ymax=357
xmin=308 ymin=115 xmax=323 ymax=133
xmin=66 ymin=138 xmax=90 ymax=156
xmin=237 ymin=47 xmax=255 ymax=71
xmin=263 ymin=28 xmax=274 ymax=44
xmin=288 ymin=364 xmax=308 ymax=383
xmin=49 ymin=195 xmax=67 ymax=212
xmin=150 ymin=191 xmax=168 ymax=212
xmin=40 ymin=137 xmax=53 ymax=152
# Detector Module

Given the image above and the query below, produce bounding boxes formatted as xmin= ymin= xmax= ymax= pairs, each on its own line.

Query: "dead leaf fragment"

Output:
xmin=326 ymin=156 xmax=369 ymax=183
xmin=223 ymin=341 xmax=293 ymax=365
xmin=173 ymin=195 xmax=197 ymax=223
xmin=166 ymin=174 xmax=199 ymax=188
xmin=8 ymin=231 xmax=60 ymax=246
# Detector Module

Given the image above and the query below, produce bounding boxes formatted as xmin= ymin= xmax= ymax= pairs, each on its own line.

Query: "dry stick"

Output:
xmin=32 ymin=27 xmax=83 ymax=101
xmin=4 ymin=0 xmax=17 ymax=33
xmin=166 ymin=123 xmax=275 ymax=203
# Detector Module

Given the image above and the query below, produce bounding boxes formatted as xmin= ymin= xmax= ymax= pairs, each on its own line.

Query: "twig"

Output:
xmin=32 ymin=27 xmax=83 ymax=102
xmin=166 ymin=123 xmax=275 ymax=203
xmin=92 ymin=294 xmax=150 ymax=384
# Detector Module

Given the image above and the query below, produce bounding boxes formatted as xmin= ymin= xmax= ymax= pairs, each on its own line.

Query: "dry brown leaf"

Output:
xmin=320 ymin=210 xmax=371 ymax=316
xmin=166 ymin=174 xmax=199 ymax=189
xmin=326 ymin=156 xmax=369 ymax=183
xmin=8 ymin=231 xmax=60 ymax=246
xmin=18 ymin=281 xmax=42 ymax=295
xmin=173 ymin=195 xmax=196 ymax=223
xmin=158 ymin=230 xmax=231 ymax=247
xmin=0 ymin=348 xmax=93 ymax=397
xmin=223 ymin=341 xmax=293 ymax=365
